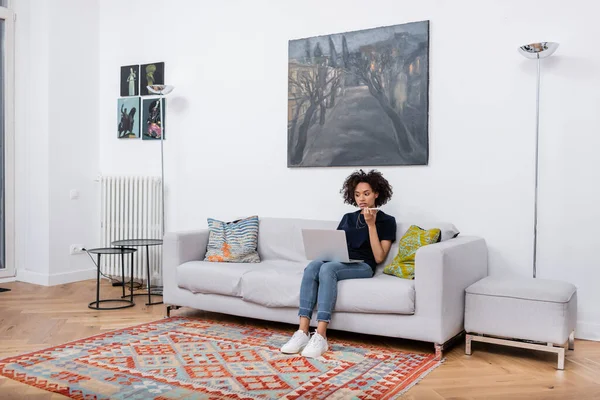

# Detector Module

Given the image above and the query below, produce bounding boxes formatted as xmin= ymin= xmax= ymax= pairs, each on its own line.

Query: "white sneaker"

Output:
xmin=301 ymin=332 xmax=328 ymax=358
xmin=280 ymin=330 xmax=310 ymax=354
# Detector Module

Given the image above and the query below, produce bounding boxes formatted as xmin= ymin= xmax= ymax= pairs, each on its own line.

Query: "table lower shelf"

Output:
xmin=120 ymin=286 xmax=163 ymax=306
xmin=88 ymin=298 xmax=135 ymax=310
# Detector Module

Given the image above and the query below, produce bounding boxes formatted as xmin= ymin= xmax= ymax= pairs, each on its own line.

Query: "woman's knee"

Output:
xmin=303 ymin=260 xmax=323 ymax=277
xmin=318 ymin=262 xmax=339 ymax=281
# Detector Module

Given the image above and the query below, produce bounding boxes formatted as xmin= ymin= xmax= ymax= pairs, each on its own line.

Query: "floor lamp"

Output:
xmin=518 ymin=42 xmax=559 ymax=278
xmin=147 ymin=84 xmax=175 ymax=237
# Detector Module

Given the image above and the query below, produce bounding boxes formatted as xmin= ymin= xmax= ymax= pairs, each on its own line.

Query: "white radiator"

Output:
xmin=99 ymin=175 xmax=163 ymax=284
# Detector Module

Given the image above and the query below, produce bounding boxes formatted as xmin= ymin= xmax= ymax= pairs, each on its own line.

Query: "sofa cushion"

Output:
xmin=241 ymin=265 xmax=415 ymax=315
xmin=431 ymin=223 xmax=460 ymax=242
xmin=257 ymin=217 xmax=337 ymax=262
xmin=204 ymin=216 xmax=260 ymax=263
xmin=383 ymin=225 xmax=441 ymax=280
xmin=465 ymin=276 xmax=576 ymax=303
xmin=336 ymin=272 xmax=415 ymax=314
xmin=380 ymin=222 xmax=459 ymax=268
xmin=177 ymin=260 xmax=286 ymax=297
xmin=239 ymin=263 xmax=306 ymax=307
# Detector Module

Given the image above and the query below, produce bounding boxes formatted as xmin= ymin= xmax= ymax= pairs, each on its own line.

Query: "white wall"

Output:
xmin=15 ymin=0 xmax=100 ymax=285
xmin=47 ymin=0 xmax=100 ymax=283
xmin=14 ymin=0 xmax=50 ymax=283
xmin=93 ymin=0 xmax=598 ymax=340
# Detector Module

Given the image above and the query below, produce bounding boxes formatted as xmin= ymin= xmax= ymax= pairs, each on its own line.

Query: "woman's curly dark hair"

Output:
xmin=340 ymin=169 xmax=393 ymax=207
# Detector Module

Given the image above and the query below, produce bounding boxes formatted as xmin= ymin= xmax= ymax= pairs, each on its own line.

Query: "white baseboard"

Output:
xmin=48 ymin=268 xmax=96 ymax=286
xmin=0 ymin=277 xmax=16 ymax=284
xmin=576 ymin=321 xmax=600 ymax=341
xmin=16 ymin=268 xmax=96 ymax=286
xmin=16 ymin=269 xmax=50 ymax=286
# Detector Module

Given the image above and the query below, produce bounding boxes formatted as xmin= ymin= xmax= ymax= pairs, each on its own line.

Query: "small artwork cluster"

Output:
xmin=117 ymin=62 xmax=166 ymax=140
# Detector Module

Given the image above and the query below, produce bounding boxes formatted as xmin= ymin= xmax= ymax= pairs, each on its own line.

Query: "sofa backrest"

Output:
xmin=257 ymin=216 xmax=459 ymax=267
xmin=257 ymin=217 xmax=337 ymax=262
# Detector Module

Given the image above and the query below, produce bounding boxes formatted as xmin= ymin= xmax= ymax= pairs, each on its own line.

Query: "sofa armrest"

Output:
xmin=414 ymin=236 xmax=488 ymax=344
xmin=162 ymin=230 xmax=209 ymax=303
xmin=164 ymin=230 xmax=209 ymax=265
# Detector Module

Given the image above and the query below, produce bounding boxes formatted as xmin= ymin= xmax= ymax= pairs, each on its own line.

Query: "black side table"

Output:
xmin=86 ymin=247 xmax=137 ymax=310
xmin=112 ymin=239 xmax=163 ymax=306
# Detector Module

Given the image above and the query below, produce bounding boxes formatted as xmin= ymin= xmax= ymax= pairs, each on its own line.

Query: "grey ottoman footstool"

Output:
xmin=464 ymin=276 xmax=577 ymax=370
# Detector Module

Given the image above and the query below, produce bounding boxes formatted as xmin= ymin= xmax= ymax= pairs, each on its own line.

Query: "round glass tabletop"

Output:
xmin=111 ymin=239 xmax=164 ymax=247
xmin=86 ymin=247 xmax=137 ymax=255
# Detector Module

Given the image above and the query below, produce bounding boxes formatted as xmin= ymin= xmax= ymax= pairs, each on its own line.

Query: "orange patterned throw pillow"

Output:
xmin=204 ymin=216 xmax=261 ymax=263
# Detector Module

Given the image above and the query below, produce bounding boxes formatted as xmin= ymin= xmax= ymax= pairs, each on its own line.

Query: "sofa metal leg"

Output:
xmin=434 ymin=330 xmax=465 ymax=360
xmin=165 ymin=305 xmax=181 ymax=318
xmin=434 ymin=343 xmax=443 ymax=360
xmin=568 ymin=331 xmax=575 ymax=351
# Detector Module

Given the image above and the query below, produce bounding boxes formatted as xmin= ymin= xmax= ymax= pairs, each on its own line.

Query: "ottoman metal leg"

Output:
xmin=465 ymin=334 xmax=472 ymax=355
xmin=568 ymin=331 xmax=575 ymax=351
xmin=557 ymin=346 xmax=565 ymax=370
xmin=467 ymin=333 xmax=568 ymax=370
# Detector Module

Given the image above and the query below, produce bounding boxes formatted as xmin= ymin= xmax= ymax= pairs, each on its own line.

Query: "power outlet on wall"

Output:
xmin=70 ymin=244 xmax=85 ymax=255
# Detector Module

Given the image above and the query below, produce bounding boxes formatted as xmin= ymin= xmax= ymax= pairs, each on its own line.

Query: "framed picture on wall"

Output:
xmin=120 ymin=65 xmax=140 ymax=97
xmin=140 ymin=62 xmax=165 ymax=96
xmin=287 ymin=21 xmax=430 ymax=167
xmin=142 ymin=98 xmax=165 ymax=140
xmin=117 ymin=97 xmax=140 ymax=139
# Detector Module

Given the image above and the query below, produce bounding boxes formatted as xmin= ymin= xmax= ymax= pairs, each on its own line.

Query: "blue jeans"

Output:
xmin=298 ymin=260 xmax=373 ymax=323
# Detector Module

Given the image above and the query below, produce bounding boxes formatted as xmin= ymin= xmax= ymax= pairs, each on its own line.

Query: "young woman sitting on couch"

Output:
xmin=281 ymin=169 xmax=397 ymax=358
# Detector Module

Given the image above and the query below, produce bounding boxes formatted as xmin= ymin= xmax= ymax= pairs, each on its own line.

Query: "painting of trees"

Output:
xmin=287 ymin=21 xmax=429 ymax=167
xmin=288 ymin=43 xmax=344 ymax=165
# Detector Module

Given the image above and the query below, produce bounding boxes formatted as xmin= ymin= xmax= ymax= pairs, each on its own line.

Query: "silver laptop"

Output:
xmin=301 ymin=229 xmax=363 ymax=263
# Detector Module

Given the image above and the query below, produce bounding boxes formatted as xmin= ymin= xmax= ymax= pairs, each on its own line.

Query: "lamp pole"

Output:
xmin=518 ymin=42 xmax=558 ymax=278
xmin=147 ymin=85 xmax=174 ymax=238
xmin=159 ymin=93 xmax=165 ymax=236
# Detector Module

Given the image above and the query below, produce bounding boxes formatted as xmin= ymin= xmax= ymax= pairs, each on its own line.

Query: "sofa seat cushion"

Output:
xmin=240 ymin=263 xmax=306 ymax=307
xmin=336 ymin=273 xmax=415 ymax=314
xmin=177 ymin=260 xmax=287 ymax=297
xmin=241 ymin=265 xmax=415 ymax=315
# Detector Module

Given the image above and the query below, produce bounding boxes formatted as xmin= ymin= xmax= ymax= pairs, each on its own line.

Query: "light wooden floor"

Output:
xmin=0 ymin=280 xmax=599 ymax=399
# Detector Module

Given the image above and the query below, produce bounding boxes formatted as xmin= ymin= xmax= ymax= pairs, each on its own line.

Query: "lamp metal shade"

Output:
xmin=147 ymin=84 xmax=175 ymax=95
xmin=518 ymin=42 xmax=559 ymax=59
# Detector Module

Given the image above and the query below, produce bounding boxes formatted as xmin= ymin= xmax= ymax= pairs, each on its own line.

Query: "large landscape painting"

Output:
xmin=288 ymin=21 xmax=429 ymax=167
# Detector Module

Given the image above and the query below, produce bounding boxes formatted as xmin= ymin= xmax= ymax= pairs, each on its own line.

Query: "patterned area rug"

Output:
xmin=0 ymin=317 xmax=442 ymax=399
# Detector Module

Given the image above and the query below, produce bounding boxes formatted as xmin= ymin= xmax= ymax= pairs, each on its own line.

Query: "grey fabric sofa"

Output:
xmin=163 ymin=217 xmax=488 ymax=358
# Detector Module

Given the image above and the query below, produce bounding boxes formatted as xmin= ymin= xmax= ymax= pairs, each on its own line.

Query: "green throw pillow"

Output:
xmin=383 ymin=225 xmax=441 ymax=279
